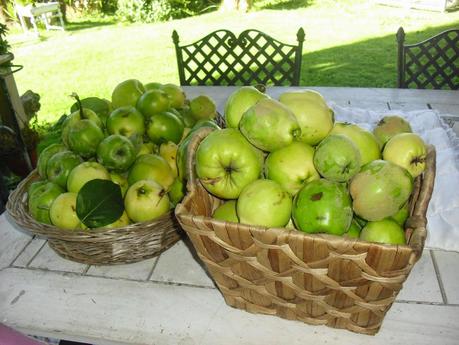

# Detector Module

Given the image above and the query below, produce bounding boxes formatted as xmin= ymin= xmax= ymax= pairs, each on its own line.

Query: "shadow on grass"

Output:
xmin=65 ymin=19 xmax=117 ymax=32
xmin=255 ymin=0 xmax=314 ymax=10
xmin=300 ymin=22 xmax=459 ymax=88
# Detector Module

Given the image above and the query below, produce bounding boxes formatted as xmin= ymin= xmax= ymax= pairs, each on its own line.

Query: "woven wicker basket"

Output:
xmin=175 ymin=127 xmax=436 ymax=335
xmin=7 ymin=170 xmax=181 ymax=265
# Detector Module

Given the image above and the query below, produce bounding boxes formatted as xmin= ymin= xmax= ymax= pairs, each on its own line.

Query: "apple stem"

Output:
xmin=70 ymin=92 xmax=84 ymax=119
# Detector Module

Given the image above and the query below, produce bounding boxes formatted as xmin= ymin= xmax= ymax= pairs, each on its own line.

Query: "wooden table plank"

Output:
xmin=0 ymin=215 xmax=33 ymax=270
xmin=1 ymin=268 xmax=458 ymax=345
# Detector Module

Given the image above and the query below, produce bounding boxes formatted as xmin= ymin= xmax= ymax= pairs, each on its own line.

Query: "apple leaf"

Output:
xmin=76 ymin=179 xmax=124 ymax=228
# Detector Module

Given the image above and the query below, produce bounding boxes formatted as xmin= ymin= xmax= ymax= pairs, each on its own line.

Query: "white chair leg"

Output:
xmin=29 ymin=15 xmax=39 ymax=37
xmin=17 ymin=13 xmax=27 ymax=33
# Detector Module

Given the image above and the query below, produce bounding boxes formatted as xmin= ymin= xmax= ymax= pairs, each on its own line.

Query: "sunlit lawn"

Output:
xmin=7 ymin=0 xmax=459 ymax=123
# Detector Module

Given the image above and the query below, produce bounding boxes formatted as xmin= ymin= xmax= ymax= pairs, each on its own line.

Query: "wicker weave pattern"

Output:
xmin=175 ymin=128 xmax=436 ymax=335
xmin=7 ymin=170 xmax=181 ymax=265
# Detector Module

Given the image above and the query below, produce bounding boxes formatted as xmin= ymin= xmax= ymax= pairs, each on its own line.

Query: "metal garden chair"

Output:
xmin=396 ymin=27 xmax=459 ymax=90
xmin=172 ymin=28 xmax=305 ymax=86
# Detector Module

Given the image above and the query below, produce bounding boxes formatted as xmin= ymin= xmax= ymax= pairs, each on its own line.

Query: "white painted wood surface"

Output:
xmin=1 ymin=86 xmax=459 ymax=344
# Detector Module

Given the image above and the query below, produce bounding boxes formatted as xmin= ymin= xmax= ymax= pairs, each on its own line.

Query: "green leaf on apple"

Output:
xmin=76 ymin=179 xmax=124 ymax=228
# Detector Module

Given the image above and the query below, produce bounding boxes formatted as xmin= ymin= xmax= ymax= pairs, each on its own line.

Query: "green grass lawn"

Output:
xmin=7 ymin=0 xmax=459 ymax=123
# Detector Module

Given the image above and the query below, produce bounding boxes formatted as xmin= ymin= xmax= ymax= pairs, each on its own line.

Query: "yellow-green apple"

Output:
xmin=37 ymin=143 xmax=67 ymax=178
xmin=67 ymin=119 xmax=105 ymax=158
xmin=124 ymin=180 xmax=170 ymax=222
xmin=159 ymin=141 xmax=178 ymax=177
xmin=101 ymin=211 xmax=130 ymax=228
xmin=190 ymin=95 xmax=216 ymax=120
xmin=313 ymin=134 xmax=361 ymax=182
xmin=239 ymin=98 xmax=301 ymax=151
xmin=195 ymin=128 xmax=262 ymax=199
xmin=265 ymin=141 xmax=319 ymax=195
xmin=144 ymin=82 xmax=163 ymax=91
xmin=137 ymin=142 xmax=157 ymax=157
xmin=110 ymin=172 xmax=129 ymax=197
xmin=382 ymin=132 xmax=427 ymax=178
xmin=330 ymin=122 xmax=381 ymax=165
xmin=373 ymin=115 xmax=412 ymax=146
xmin=28 ymin=182 xmax=64 ymax=224
xmin=279 ymin=90 xmax=334 ymax=145
xmin=128 ymin=153 xmax=174 ymax=189
xmin=168 ymin=178 xmax=185 ymax=206
xmin=50 ymin=192 xmax=82 ymax=230
xmin=46 ymin=151 xmax=83 ymax=188
xmin=237 ymin=179 xmax=292 ymax=227
xmin=212 ymin=200 xmax=238 ymax=222
xmin=67 ymin=162 xmax=110 ymax=193
xmin=161 ymin=83 xmax=186 ymax=109
xmin=360 ymin=219 xmax=406 ymax=245
xmin=224 ymin=86 xmax=268 ymax=128
xmin=97 ymin=134 xmax=137 ymax=171
xmin=107 ymin=106 xmax=145 ymax=138
xmin=349 ymin=160 xmax=413 ymax=221
xmin=111 ymin=79 xmax=145 ymax=109
xmin=292 ymin=179 xmax=352 ymax=235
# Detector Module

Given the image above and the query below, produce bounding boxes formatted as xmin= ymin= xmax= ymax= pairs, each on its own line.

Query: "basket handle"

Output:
xmin=185 ymin=127 xmax=216 ymax=195
xmin=406 ymin=144 xmax=436 ymax=258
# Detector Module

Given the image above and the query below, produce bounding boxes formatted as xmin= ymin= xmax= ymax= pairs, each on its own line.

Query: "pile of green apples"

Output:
xmin=197 ymin=87 xmax=428 ymax=245
xmin=28 ymin=79 xmax=220 ymax=230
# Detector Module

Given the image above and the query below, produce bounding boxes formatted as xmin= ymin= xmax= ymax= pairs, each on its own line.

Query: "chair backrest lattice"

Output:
xmin=172 ymin=28 xmax=305 ymax=86
xmin=397 ymin=27 xmax=459 ymax=90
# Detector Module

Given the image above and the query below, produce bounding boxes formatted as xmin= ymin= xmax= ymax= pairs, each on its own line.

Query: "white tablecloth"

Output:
xmin=331 ymin=103 xmax=459 ymax=252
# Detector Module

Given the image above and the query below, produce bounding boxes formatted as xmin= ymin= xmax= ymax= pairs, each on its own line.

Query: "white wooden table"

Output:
xmin=1 ymin=86 xmax=459 ymax=345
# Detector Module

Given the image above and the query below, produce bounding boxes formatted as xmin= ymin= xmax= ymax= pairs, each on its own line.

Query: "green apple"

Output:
xmin=168 ymin=178 xmax=185 ymax=206
xmin=70 ymin=97 xmax=112 ymax=127
xmin=190 ymin=95 xmax=217 ymax=120
xmin=37 ymin=143 xmax=67 ymax=178
xmin=128 ymin=153 xmax=175 ymax=189
xmin=46 ymin=151 xmax=83 ymax=188
xmin=101 ymin=211 xmax=130 ymax=228
xmin=124 ymin=179 xmax=170 ymax=222
xmin=330 ymin=122 xmax=381 ymax=165
xmin=350 ymin=160 xmax=413 ymax=221
xmin=239 ymin=98 xmax=301 ymax=152
xmin=97 ymin=134 xmax=137 ymax=171
xmin=279 ymin=90 xmax=334 ymax=145
xmin=28 ymin=180 xmax=47 ymax=199
xmin=390 ymin=202 xmax=409 ymax=226
xmin=360 ymin=219 xmax=406 ymax=245
xmin=110 ymin=172 xmax=129 ymax=197
xmin=292 ymin=179 xmax=353 ymax=235
xmin=237 ymin=179 xmax=292 ymax=227
xmin=212 ymin=200 xmax=238 ymax=222
xmin=344 ymin=218 xmax=363 ymax=239
xmin=146 ymin=111 xmax=184 ymax=144
xmin=136 ymin=89 xmax=171 ymax=117
xmin=106 ymin=106 xmax=145 ymax=138
xmin=144 ymin=82 xmax=163 ymax=91
xmin=111 ymin=79 xmax=145 ymax=109
xmin=50 ymin=192 xmax=82 ymax=229
xmin=61 ymin=108 xmax=103 ymax=147
xmin=313 ymin=134 xmax=361 ymax=182
xmin=195 ymin=128 xmax=262 ymax=199
xmin=67 ymin=119 xmax=105 ymax=158
xmin=67 ymin=162 xmax=110 ymax=193
xmin=265 ymin=141 xmax=319 ymax=195
xmin=373 ymin=115 xmax=412 ymax=146
xmin=161 ymin=83 xmax=186 ymax=109
xmin=383 ymin=133 xmax=427 ymax=178
xmin=224 ymin=86 xmax=268 ymax=128
xmin=28 ymin=182 xmax=64 ymax=224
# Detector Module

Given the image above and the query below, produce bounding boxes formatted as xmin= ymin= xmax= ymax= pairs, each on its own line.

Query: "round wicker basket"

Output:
xmin=6 ymin=170 xmax=182 ymax=265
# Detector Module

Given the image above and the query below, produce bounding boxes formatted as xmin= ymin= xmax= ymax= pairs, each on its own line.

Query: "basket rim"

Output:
xmin=6 ymin=169 xmax=176 ymax=241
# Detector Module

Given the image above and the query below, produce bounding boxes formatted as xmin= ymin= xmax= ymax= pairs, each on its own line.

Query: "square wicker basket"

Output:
xmin=7 ymin=170 xmax=182 ymax=265
xmin=175 ymin=127 xmax=436 ymax=335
